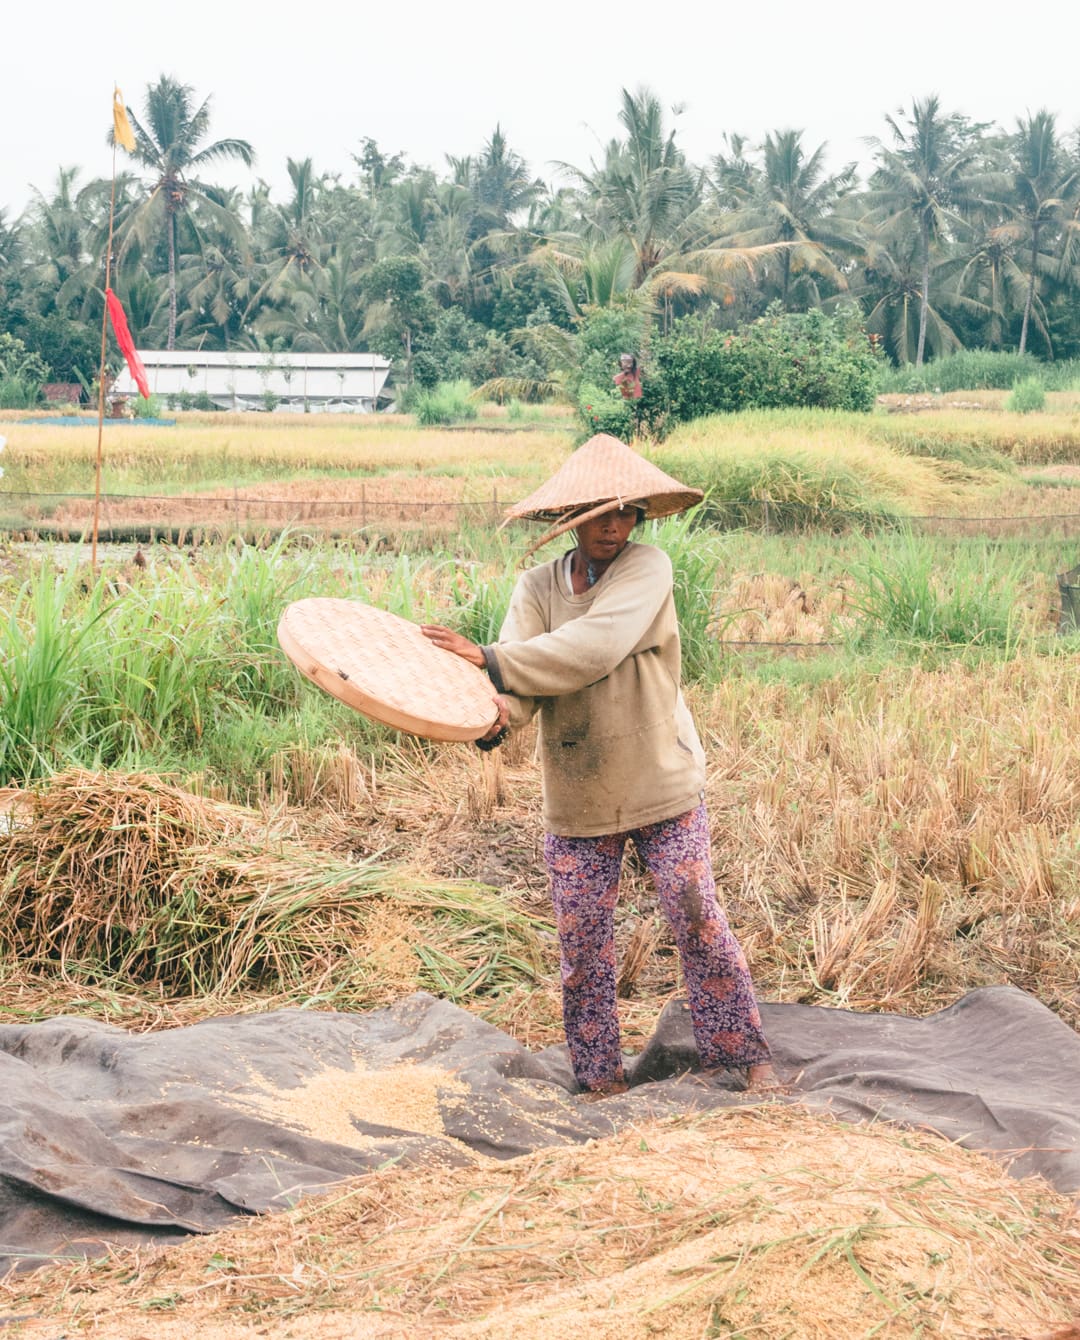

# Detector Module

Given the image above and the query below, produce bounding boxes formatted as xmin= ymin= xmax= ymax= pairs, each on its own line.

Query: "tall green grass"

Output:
xmin=645 ymin=514 xmax=726 ymax=682
xmin=877 ymin=350 xmax=1080 ymax=393
xmin=412 ymin=380 xmax=480 ymax=426
xmin=1005 ymin=377 xmax=1047 ymax=414
xmin=0 ymin=518 xmax=1063 ymax=794
xmin=847 ymin=530 xmax=1029 ymax=650
xmin=0 ymin=565 xmax=108 ymax=778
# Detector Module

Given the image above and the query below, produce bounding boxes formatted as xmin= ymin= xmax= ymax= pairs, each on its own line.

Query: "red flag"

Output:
xmin=105 ymin=287 xmax=150 ymax=400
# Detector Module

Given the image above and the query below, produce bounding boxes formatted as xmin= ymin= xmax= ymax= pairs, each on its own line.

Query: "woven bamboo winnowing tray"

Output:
xmin=277 ymin=598 xmax=498 ymax=742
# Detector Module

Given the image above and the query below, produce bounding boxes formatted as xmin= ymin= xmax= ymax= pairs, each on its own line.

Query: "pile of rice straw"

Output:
xmin=4 ymin=1104 xmax=1078 ymax=1339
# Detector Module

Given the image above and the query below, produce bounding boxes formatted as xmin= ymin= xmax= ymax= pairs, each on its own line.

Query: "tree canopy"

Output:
xmin=5 ymin=79 xmax=1080 ymax=396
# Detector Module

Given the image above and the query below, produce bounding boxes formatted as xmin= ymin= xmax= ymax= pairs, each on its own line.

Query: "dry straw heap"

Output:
xmin=0 ymin=769 xmax=547 ymax=1003
xmin=3 ymin=1105 xmax=1079 ymax=1339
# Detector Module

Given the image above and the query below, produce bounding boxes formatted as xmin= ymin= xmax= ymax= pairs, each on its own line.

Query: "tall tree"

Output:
xmin=713 ymin=129 xmax=859 ymax=309
xmin=0 ymin=208 xmax=25 ymax=317
xmin=449 ymin=125 xmax=543 ymax=235
xmin=565 ymin=87 xmax=703 ymax=285
xmin=853 ymin=225 xmax=962 ymax=365
xmin=946 ymin=214 xmax=1028 ymax=350
xmin=116 ymin=76 xmax=255 ymax=348
xmin=864 ymin=96 xmax=988 ymax=365
xmin=1009 ymin=110 xmax=1080 ymax=355
xmin=245 ymin=157 xmax=329 ymax=320
xmin=21 ymin=167 xmax=115 ymax=319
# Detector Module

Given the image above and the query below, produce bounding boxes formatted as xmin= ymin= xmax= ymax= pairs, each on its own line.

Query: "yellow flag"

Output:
xmin=113 ymin=87 xmax=136 ymax=153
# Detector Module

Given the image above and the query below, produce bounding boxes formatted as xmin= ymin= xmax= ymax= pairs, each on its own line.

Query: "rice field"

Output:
xmin=2 ymin=402 xmax=1080 ymax=1336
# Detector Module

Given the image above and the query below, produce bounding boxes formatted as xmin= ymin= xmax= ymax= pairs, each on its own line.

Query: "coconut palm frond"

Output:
xmin=473 ymin=375 xmax=566 ymax=404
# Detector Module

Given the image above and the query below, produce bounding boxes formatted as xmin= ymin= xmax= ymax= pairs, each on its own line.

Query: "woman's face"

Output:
xmin=574 ymin=508 xmax=637 ymax=564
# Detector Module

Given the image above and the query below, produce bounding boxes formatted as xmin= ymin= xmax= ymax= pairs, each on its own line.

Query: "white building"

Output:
xmin=111 ymin=351 xmax=393 ymax=413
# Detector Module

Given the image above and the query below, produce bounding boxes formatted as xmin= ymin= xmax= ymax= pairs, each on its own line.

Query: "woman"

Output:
xmin=613 ymin=353 xmax=643 ymax=401
xmin=423 ymin=434 xmax=777 ymax=1098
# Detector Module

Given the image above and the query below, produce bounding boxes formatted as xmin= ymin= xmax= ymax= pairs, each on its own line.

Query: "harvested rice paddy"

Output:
xmin=1 ymin=403 xmax=1079 ymax=1337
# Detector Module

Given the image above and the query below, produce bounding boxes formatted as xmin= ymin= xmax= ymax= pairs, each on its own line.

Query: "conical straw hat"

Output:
xmin=504 ymin=433 xmax=703 ymax=555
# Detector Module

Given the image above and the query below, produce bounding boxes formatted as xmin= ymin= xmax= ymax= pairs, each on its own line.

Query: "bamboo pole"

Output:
xmin=92 ymin=139 xmax=119 ymax=570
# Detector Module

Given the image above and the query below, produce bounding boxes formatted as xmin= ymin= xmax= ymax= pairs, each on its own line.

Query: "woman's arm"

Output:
xmin=421 ymin=576 xmax=547 ymax=735
xmin=488 ymin=546 xmax=671 ymax=697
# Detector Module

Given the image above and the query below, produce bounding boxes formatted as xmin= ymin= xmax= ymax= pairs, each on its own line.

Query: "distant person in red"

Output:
xmin=613 ymin=353 xmax=642 ymax=401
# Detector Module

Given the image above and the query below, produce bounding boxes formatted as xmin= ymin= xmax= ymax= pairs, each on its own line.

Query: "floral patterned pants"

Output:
xmin=544 ymin=804 xmax=770 ymax=1091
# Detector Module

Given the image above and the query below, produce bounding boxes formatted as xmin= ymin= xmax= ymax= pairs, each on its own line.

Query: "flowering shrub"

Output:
xmin=575 ymin=383 xmax=633 ymax=440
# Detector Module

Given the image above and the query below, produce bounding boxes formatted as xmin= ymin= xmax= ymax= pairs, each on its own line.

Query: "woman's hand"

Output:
xmin=473 ymin=694 xmax=512 ymax=750
xmin=421 ymin=624 xmax=486 ymax=668
xmin=421 ymin=627 xmax=509 ymax=742
xmin=482 ymin=694 xmax=512 ymax=740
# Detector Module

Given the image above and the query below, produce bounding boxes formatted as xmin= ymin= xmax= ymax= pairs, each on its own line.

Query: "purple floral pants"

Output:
xmin=544 ymin=804 xmax=770 ymax=1091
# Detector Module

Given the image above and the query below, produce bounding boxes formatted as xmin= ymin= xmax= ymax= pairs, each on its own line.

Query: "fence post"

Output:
xmin=361 ymin=482 xmax=367 ymax=528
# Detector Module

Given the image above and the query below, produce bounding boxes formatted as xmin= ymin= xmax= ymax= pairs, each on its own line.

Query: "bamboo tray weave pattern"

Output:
xmin=277 ymin=598 xmax=497 ymax=742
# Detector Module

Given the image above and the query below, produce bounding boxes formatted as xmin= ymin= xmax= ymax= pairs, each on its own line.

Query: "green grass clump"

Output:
xmin=413 ymin=380 xmax=480 ymax=426
xmin=646 ymin=514 xmax=726 ymax=682
xmin=847 ymin=530 xmax=1028 ymax=649
xmin=1006 ymin=376 xmax=1047 ymax=414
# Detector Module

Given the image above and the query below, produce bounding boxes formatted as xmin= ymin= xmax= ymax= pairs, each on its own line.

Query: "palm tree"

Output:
xmin=557 ymin=88 xmax=781 ymax=322
xmin=1009 ymin=110 xmax=1080 ymax=355
xmin=854 ymin=226 xmax=962 ymax=365
xmin=564 ymin=87 xmax=703 ymax=285
xmin=0 ymin=207 xmax=22 ymax=278
xmin=712 ymin=130 xmax=860 ymax=310
xmin=116 ymin=76 xmax=254 ymax=348
xmin=864 ymin=96 xmax=988 ymax=365
xmin=243 ymin=157 xmax=330 ymax=324
xmin=258 ymin=244 xmax=369 ymax=352
xmin=946 ymin=215 xmax=1028 ymax=349
xmin=450 ymin=126 xmax=543 ymax=234
xmin=531 ymin=234 xmax=645 ymax=319
xmin=22 ymin=167 xmax=115 ymax=318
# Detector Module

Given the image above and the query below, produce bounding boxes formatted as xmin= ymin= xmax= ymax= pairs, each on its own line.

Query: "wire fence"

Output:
xmin=4 ymin=489 xmax=1080 ymax=544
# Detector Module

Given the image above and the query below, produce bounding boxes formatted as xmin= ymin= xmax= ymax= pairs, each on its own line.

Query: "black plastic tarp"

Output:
xmin=0 ymin=985 xmax=1075 ymax=1273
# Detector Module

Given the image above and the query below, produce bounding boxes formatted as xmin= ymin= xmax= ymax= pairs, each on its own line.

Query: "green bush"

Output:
xmin=132 ymin=393 xmax=163 ymax=419
xmin=0 ymin=376 xmax=43 ymax=409
xmin=575 ymin=382 xmax=634 ymax=441
xmin=1005 ymin=376 xmax=1047 ymax=414
xmin=649 ymin=307 xmax=878 ymax=428
xmin=413 ymin=380 xmax=479 ymax=426
xmin=0 ymin=332 xmax=49 ymax=407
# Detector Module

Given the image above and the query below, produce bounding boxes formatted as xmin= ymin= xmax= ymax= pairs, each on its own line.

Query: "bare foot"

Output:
xmin=579 ymin=1080 xmax=629 ymax=1103
xmin=746 ymin=1063 xmax=789 ymax=1095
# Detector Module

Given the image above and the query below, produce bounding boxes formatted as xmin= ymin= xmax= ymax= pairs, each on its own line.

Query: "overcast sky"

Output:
xmin=4 ymin=0 xmax=1079 ymax=218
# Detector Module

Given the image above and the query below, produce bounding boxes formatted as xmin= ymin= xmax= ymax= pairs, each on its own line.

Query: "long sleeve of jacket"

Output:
xmin=482 ymin=572 xmax=545 ymax=730
xmin=486 ymin=546 xmax=672 ymax=698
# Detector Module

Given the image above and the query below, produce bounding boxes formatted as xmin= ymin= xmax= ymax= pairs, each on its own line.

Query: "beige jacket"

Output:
xmin=484 ymin=542 xmax=706 ymax=837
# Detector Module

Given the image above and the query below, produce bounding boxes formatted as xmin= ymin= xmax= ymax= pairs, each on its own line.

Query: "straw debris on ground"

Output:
xmin=3 ymin=1105 xmax=1078 ymax=1339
